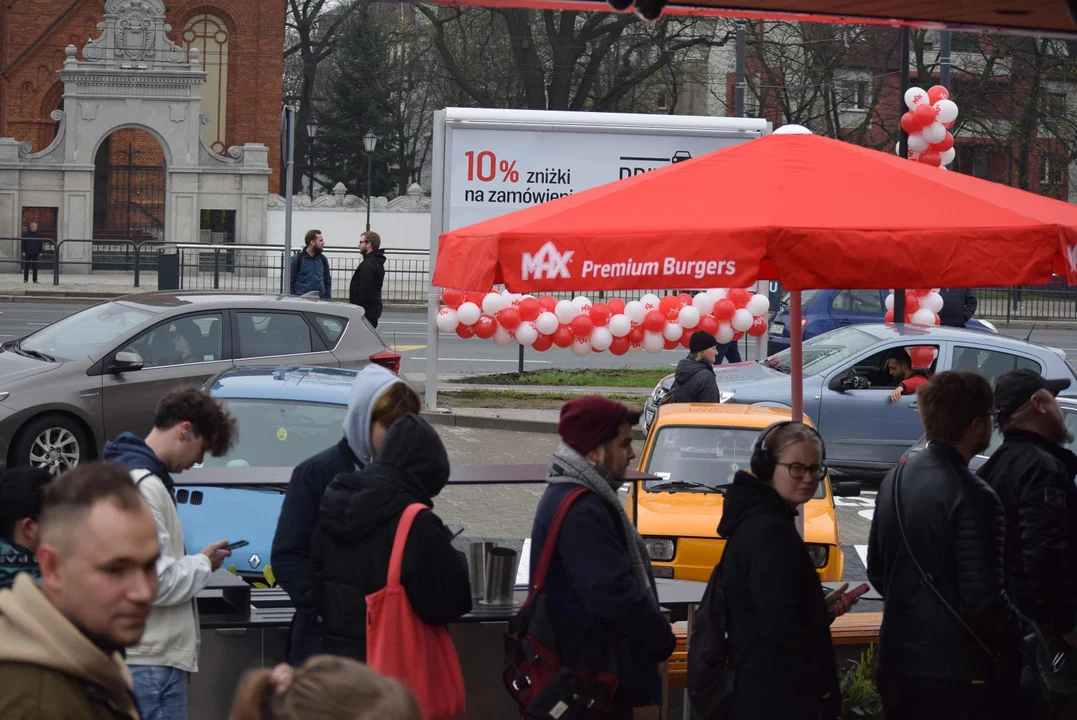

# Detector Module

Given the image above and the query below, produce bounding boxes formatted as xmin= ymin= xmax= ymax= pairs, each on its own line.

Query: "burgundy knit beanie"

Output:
xmin=558 ymin=396 xmax=629 ymax=456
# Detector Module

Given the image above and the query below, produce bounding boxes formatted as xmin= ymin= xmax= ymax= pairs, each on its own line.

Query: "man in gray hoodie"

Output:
xmin=271 ymin=364 xmax=420 ymax=664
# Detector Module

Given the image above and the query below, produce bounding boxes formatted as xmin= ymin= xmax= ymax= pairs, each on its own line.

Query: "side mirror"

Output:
xmin=829 ymin=373 xmax=857 ymax=392
xmin=108 ymin=350 xmax=144 ymax=374
xmin=834 ymin=480 xmax=861 ymax=497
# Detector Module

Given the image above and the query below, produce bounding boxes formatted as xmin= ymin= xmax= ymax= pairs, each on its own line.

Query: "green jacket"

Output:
xmin=0 ymin=539 xmax=39 ymax=591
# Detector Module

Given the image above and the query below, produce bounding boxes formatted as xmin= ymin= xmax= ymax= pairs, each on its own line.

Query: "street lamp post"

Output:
xmin=305 ymin=118 xmax=319 ymax=197
xmin=363 ymin=131 xmax=378 ymax=232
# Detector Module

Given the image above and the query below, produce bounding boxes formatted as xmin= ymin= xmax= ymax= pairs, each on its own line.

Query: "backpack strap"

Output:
xmin=530 ymin=487 xmax=589 ymax=594
xmin=386 ymin=503 xmax=427 ymax=588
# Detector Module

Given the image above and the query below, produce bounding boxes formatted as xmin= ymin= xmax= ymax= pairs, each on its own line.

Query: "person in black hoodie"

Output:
xmin=718 ymin=421 xmax=851 ymax=720
xmin=21 ymin=222 xmax=42 ymax=284
xmin=673 ymin=331 xmax=719 ymax=403
xmin=349 ymin=231 xmax=386 ymax=328
xmin=310 ymin=413 xmax=471 ymax=661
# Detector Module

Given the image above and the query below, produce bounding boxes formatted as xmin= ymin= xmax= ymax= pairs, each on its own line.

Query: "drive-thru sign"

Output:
xmin=424 ymin=108 xmax=771 ymax=409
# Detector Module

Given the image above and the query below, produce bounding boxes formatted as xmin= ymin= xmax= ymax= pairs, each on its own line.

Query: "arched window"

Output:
xmin=183 ymin=14 xmax=229 ymax=154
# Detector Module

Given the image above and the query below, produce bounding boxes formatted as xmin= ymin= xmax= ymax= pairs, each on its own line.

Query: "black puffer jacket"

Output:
xmin=937 ymin=288 xmax=977 ymax=328
xmin=310 ymin=414 xmax=472 ymax=661
xmin=867 ymin=442 xmax=1024 ymax=681
xmin=717 ymin=472 xmax=840 ymax=720
xmin=978 ymin=429 xmax=1077 ymax=635
xmin=349 ymin=249 xmax=386 ymax=318
xmin=672 ymin=355 xmax=718 ymax=403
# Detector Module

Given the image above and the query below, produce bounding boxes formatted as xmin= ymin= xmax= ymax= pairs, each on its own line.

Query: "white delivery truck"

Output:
xmin=424 ymin=108 xmax=772 ymax=409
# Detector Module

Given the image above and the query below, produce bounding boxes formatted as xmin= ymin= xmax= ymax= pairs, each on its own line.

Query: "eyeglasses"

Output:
xmin=776 ymin=462 xmax=827 ymax=479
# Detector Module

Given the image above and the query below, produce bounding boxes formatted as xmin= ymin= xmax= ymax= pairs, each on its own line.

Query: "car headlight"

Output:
xmin=643 ymin=537 xmax=676 ymax=562
xmin=805 ymin=543 xmax=830 ymax=568
xmin=719 ymin=389 xmax=735 ymax=403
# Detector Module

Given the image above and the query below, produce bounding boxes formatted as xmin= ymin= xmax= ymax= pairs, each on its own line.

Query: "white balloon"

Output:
xmin=536 ymin=311 xmax=559 ymax=335
xmin=885 ymin=293 xmax=895 ymax=311
xmin=716 ymin=322 xmax=735 ymax=344
xmin=746 ymin=294 xmax=770 ymax=317
xmin=436 ymin=308 xmax=458 ymax=332
xmin=515 ymin=321 xmax=539 ymax=346
xmin=707 ymin=288 xmax=728 ymax=302
xmin=922 ymin=291 xmax=945 ymax=314
xmin=624 ymin=301 xmax=646 ymax=325
xmin=572 ymin=295 xmax=592 ymax=311
xmin=731 ymin=308 xmax=754 ymax=333
xmin=910 ymin=308 xmax=937 ymax=326
xmin=456 ymin=302 xmax=481 ymax=326
xmin=922 ymin=122 xmax=947 ymax=145
xmin=940 ymin=147 xmax=956 ymax=166
xmin=773 ymin=124 xmax=812 ymax=135
xmin=493 ymin=325 xmax=514 ymax=346
xmin=679 ymin=306 xmax=701 ymax=329
xmin=555 ymin=300 xmax=578 ymax=324
xmin=643 ymin=331 xmax=665 ymax=354
xmin=907 ymin=133 xmax=930 ymax=154
xmin=934 ymin=99 xmax=959 ymax=124
xmin=905 ymin=86 xmax=929 ymax=109
xmin=608 ymin=314 xmax=632 ymax=337
xmin=482 ymin=292 xmax=505 ymax=316
xmin=692 ymin=292 xmax=715 ymax=315
xmin=570 ymin=337 xmax=591 ymax=356
xmin=640 ymin=294 xmax=661 ymax=312
xmin=590 ymin=327 xmax=613 ymax=352
xmin=663 ymin=321 xmax=683 ymax=342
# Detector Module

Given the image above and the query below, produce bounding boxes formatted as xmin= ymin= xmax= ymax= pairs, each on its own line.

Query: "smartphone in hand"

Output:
xmin=844 ymin=583 xmax=871 ymax=601
xmin=223 ymin=540 xmax=249 ymax=551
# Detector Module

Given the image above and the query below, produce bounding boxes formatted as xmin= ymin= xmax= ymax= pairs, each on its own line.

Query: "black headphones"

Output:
xmin=749 ymin=421 xmax=826 ymax=481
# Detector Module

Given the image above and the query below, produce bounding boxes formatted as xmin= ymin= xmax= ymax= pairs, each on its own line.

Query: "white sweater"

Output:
xmin=126 ymin=469 xmax=211 ymax=673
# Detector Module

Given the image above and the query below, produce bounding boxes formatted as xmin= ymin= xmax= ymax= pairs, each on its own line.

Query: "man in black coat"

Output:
xmin=978 ymin=370 xmax=1077 ymax=716
xmin=349 ymin=231 xmax=386 ymax=328
xmin=20 ymin=222 xmax=42 ymax=284
xmin=672 ymin=331 xmax=719 ymax=403
xmin=938 ymin=288 xmax=978 ymax=328
xmin=868 ymin=371 xmax=1024 ymax=720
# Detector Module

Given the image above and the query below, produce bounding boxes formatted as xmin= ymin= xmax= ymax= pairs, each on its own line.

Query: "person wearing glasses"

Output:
xmin=349 ymin=232 xmax=386 ymax=328
xmin=716 ymin=421 xmax=852 ymax=719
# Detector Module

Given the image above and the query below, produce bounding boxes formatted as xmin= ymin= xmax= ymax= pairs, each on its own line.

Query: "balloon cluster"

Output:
xmin=436 ymin=288 xmax=772 ymax=357
xmin=884 ymin=288 xmax=944 ymax=327
xmin=898 ymin=85 xmax=958 ymax=168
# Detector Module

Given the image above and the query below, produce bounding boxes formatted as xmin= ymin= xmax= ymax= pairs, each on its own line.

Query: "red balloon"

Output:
xmin=918 ymin=149 xmax=942 ymax=167
xmin=910 ymin=345 xmax=935 ymax=368
xmin=518 ymin=297 xmax=542 ymax=322
xmin=456 ymin=323 xmax=475 ymax=339
xmin=608 ymin=298 xmax=626 ymax=315
xmin=914 ymin=288 xmax=932 ymax=296
xmin=884 ymin=308 xmax=895 ymax=323
xmin=465 ymin=290 xmax=487 ymax=306
xmin=732 ymin=331 xmax=745 ymax=342
xmin=930 ymin=132 xmax=954 ymax=152
xmin=680 ymin=331 xmax=692 ymax=349
xmin=589 ymin=302 xmax=612 ymax=327
xmin=748 ymin=316 xmax=767 ymax=337
xmin=905 ymin=292 xmax=921 ymax=315
xmin=928 ymin=85 xmax=950 ymax=105
xmin=628 ymin=326 xmax=645 ymax=344
xmin=914 ymin=103 xmax=937 ymax=126
xmin=727 ymin=288 xmax=750 ymax=309
xmin=497 ymin=306 xmax=522 ymax=330
xmin=900 ymin=111 xmax=920 ymax=134
xmin=664 ymin=339 xmax=680 ymax=350
xmin=570 ymin=314 xmax=594 ymax=338
xmin=659 ymin=295 xmax=681 ymax=320
xmin=943 ymin=120 xmax=955 ymax=129
xmin=552 ymin=325 xmax=574 ymax=348
xmin=677 ymin=293 xmax=693 ymax=306
xmin=532 ymin=334 xmax=554 ymax=352
xmin=538 ymin=295 xmax=557 ymax=312
xmin=644 ymin=310 xmax=666 ymax=332
xmin=609 ymin=336 xmax=630 ymax=356
xmin=473 ymin=314 xmax=497 ymax=339
xmin=698 ymin=314 xmax=720 ymax=335
xmin=442 ymin=288 xmax=464 ymax=309
xmin=934 ymin=313 xmax=941 ymax=326
xmin=713 ymin=299 xmax=736 ymax=321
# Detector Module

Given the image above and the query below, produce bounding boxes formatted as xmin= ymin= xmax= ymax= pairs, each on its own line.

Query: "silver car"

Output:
xmin=0 ymin=292 xmax=397 ymax=473
xmin=642 ymin=324 xmax=1077 ymax=475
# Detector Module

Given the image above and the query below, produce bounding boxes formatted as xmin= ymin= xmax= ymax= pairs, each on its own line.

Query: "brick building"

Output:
xmin=0 ymin=0 xmax=283 ymax=239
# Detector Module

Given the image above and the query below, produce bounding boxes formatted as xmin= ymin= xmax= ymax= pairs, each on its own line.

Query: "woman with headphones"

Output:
xmin=715 ymin=421 xmax=856 ymax=719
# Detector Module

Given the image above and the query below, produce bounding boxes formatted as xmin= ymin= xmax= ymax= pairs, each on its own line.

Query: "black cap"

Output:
xmin=689 ymin=330 xmax=718 ymax=355
xmin=994 ymin=369 xmax=1071 ymax=428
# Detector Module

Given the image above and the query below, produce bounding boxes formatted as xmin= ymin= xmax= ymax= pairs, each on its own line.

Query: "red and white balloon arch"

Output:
xmin=436 ymin=288 xmax=773 ymax=356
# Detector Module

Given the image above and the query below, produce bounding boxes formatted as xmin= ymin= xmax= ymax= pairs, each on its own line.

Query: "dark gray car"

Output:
xmin=0 ymin=291 xmax=397 ymax=473
xmin=641 ymin=324 xmax=1077 ymax=475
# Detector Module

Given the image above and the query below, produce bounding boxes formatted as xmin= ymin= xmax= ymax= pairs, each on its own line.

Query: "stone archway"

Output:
xmin=92 ymin=127 xmax=167 ymax=243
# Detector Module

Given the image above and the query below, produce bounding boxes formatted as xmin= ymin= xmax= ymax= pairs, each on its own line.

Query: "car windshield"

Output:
xmin=202 ymin=399 xmax=347 ymax=468
xmin=780 ymin=289 xmax=823 ymax=309
xmin=642 ymin=425 xmax=826 ymax=499
xmin=764 ymin=327 xmax=879 ymax=375
xmin=18 ymin=302 xmax=154 ymax=361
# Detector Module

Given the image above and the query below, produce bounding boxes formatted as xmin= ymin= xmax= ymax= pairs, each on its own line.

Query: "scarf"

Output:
xmin=546 ymin=441 xmax=658 ymax=600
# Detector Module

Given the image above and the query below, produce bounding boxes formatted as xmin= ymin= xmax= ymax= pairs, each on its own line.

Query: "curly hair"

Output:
xmin=153 ymin=387 xmax=237 ymax=457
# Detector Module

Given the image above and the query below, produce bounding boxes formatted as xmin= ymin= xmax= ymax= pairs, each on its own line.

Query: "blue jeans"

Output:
xmin=130 ymin=665 xmax=188 ymax=720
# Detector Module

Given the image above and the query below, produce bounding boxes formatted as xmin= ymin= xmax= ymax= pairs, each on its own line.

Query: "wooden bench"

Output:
xmin=666 ymin=612 xmax=882 ymax=690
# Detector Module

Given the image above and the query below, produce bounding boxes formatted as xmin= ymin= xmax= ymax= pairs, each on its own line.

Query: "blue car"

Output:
xmin=175 ymin=365 xmax=357 ymax=579
xmin=766 ymin=289 xmax=996 ymax=354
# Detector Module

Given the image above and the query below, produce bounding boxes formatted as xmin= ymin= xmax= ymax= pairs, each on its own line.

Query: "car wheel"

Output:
xmin=14 ymin=414 xmax=87 ymax=476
